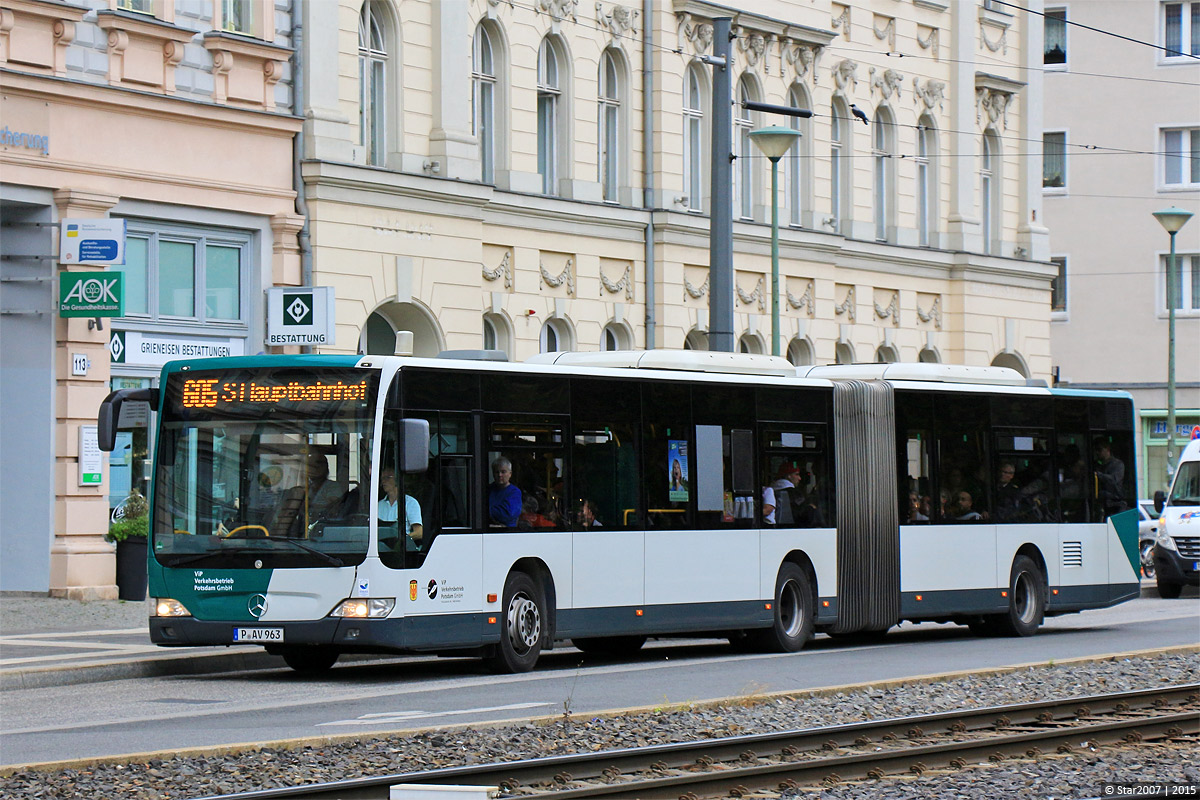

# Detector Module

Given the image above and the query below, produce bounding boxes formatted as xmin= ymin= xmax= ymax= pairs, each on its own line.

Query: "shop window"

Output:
xmin=113 ymin=222 xmax=249 ymax=325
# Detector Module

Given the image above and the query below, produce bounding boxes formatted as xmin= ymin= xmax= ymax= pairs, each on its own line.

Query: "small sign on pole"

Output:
xmin=266 ymin=287 xmax=336 ymax=346
xmin=60 ymin=218 xmax=126 ymax=265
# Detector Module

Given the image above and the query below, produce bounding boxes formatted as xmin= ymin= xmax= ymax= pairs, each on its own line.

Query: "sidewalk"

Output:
xmin=1 ymin=581 xmax=1171 ymax=691
xmin=0 ymin=594 xmax=287 ymax=691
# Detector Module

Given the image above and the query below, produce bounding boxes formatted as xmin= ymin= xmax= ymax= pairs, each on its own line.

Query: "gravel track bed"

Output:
xmin=3 ymin=652 xmax=1197 ymax=799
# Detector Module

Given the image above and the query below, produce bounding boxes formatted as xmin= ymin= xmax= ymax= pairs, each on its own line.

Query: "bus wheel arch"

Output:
xmin=751 ymin=555 xmax=817 ymax=653
xmin=974 ymin=550 xmax=1047 ymax=637
xmin=485 ymin=559 xmax=555 ymax=674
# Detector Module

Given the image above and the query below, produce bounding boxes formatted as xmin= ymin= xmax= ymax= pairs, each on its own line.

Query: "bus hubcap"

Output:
xmin=1013 ymin=571 xmax=1036 ymax=623
xmin=779 ymin=579 xmax=803 ymax=637
xmin=508 ymin=593 xmax=541 ymax=653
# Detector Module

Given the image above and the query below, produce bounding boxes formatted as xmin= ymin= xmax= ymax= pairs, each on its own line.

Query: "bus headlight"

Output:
xmin=154 ymin=598 xmax=192 ymax=617
xmin=330 ymin=598 xmax=395 ymax=618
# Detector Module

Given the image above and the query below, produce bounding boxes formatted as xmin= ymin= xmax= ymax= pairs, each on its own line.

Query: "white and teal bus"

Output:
xmin=98 ymin=352 xmax=1142 ymax=674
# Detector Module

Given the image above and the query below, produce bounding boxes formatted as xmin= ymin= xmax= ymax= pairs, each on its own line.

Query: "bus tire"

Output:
xmin=572 ymin=636 xmax=647 ymax=656
xmin=992 ymin=555 xmax=1046 ymax=637
xmin=280 ymin=646 xmax=339 ymax=674
xmin=1156 ymin=578 xmax=1183 ymax=599
xmin=750 ymin=563 xmax=814 ymax=653
xmin=485 ymin=571 xmax=545 ymax=674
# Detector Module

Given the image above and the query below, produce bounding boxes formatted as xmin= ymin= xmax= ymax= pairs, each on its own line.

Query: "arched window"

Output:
xmin=834 ymin=341 xmax=854 ymax=364
xmin=541 ymin=318 xmax=572 ymax=353
xmin=537 ymin=37 xmax=565 ymax=195
xmin=472 ymin=23 xmax=497 ymax=183
xmin=598 ymin=49 xmax=622 ymax=203
xmin=683 ymin=63 xmax=707 ymax=212
xmin=483 ymin=312 xmax=512 ymax=358
xmin=830 ymin=97 xmax=852 ymax=232
xmin=787 ymin=337 xmax=815 ymax=366
xmin=602 ymin=322 xmax=631 ymax=350
xmin=358 ymin=1 xmax=388 ymax=166
xmin=991 ymin=351 xmax=1029 ymax=378
xmin=981 ymin=130 xmax=1002 ymax=254
xmin=786 ymin=83 xmax=812 ymax=227
xmin=738 ymin=333 xmax=764 ymax=354
xmin=734 ymin=77 xmax=758 ymax=219
xmin=875 ymin=344 xmax=900 ymax=363
xmin=915 ymin=116 xmax=938 ymax=247
xmin=873 ymin=106 xmax=896 ymax=242
xmin=918 ymin=346 xmax=940 ymax=363
xmin=684 ymin=329 xmax=708 ymax=350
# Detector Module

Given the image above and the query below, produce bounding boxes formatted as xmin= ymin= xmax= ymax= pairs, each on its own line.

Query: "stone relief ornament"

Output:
xmin=873 ymin=15 xmax=896 ymax=50
xmin=832 ymin=59 xmax=859 ymax=93
xmin=736 ymin=276 xmax=765 ymax=312
xmin=917 ymin=295 xmax=942 ymax=329
xmin=870 ymin=67 xmax=904 ymax=100
xmin=599 ymin=262 xmax=634 ymax=300
xmin=980 ymin=23 xmax=1007 ymax=54
xmin=786 ymin=280 xmax=815 ymax=315
xmin=783 ymin=40 xmax=823 ymax=84
xmin=734 ymin=27 xmax=766 ymax=70
xmin=684 ymin=272 xmax=710 ymax=299
xmin=481 ymin=251 xmax=513 ymax=290
xmin=874 ymin=291 xmax=900 ymax=327
xmin=976 ymin=87 xmax=1014 ymax=129
xmin=917 ymin=25 xmax=940 ymax=59
xmin=831 ymin=5 xmax=850 ymax=38
xmin=913 ymin=77 xmax=946 ymax=112
xmin=540 ymin=257 xmax=575 ymax=295
xmin=834 ymin=285 xmax=856 ymax=322
xmin=596 ymin=2 xmax=638 ymax=41
xmin=536 ymin=0 xmax=577 ymax=23
xmin=676 ymin=13 xmax=713 ymax=56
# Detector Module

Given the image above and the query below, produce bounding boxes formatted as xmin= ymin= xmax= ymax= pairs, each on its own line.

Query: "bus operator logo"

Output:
xmin=427 ymin=580 xmax=438 ymax=600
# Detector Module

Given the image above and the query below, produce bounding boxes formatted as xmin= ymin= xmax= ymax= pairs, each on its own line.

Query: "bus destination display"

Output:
xmin=180 ymin=377 xmax=371 ymax=409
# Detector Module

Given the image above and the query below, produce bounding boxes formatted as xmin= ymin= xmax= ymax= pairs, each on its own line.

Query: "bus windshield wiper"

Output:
xmin=272 ymin=537 xmax=346 ymax=568
xmin=168 ymin=547 xmax=260 ymax=568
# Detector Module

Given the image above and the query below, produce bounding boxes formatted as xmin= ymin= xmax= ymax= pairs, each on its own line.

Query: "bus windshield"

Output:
xmin=152 ymin=367 xmax=379 ymax=569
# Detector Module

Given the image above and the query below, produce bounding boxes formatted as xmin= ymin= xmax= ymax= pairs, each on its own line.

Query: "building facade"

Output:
xmin=1 ymin=0 xmax=1058 ymax=595
xmin=301 ymin=0 xmax=1052 ymax=370
xmin=1041 ymin=0 xmax=1200 ymax=496
xmin=0 ymin=0 xmax=301 ymax=597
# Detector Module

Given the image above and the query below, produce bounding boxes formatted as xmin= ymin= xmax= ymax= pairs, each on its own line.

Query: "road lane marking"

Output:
xmin=318 ymin=702 xmax=552 ymax=726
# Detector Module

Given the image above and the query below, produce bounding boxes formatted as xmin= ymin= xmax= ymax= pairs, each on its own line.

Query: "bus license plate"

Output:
xmin=234 ymin=628 xmax=283 ymax=642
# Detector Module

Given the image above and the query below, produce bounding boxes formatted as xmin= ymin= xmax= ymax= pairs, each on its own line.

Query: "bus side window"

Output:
xmin=935 ymin=393 xmax=990 ymax=523
xmin=895 ymin=391 xmax=935 ymax=524
xmin=571 ymin=377 xmax=640 ymax=530
xmin=487 ymin=419 xmax=567 ymax=530
xmin=643 ymin=382 xmax=692 ymax=530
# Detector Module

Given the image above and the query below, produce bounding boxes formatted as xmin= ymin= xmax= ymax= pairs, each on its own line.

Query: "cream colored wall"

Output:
xmin=304 ymin=0 xmax=1052 ymax=375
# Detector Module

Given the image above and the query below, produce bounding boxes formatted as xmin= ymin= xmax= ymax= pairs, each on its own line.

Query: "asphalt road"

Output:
xmin=2 ymin=594 xmax=1197 ymax=767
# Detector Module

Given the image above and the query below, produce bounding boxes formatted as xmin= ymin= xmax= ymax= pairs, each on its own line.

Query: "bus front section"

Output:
xmin=145 ymin=361 xmax=390 ymax=668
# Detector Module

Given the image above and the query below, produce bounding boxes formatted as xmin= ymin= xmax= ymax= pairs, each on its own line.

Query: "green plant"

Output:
xmin=106 ymin=514 xmax=148 ymax=543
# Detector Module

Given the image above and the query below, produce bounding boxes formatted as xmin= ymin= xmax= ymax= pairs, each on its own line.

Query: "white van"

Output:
xmin=1152 ymin=437 xmax=1200 ymax=598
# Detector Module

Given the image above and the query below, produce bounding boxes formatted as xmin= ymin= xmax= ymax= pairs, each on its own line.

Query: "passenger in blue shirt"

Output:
xmin=488 ymin=456 xmax=522 ymax=528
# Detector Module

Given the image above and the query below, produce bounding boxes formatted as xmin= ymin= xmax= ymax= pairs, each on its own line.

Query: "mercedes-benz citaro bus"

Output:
xmin=97 ymin=351 xmax=1142 ymax=674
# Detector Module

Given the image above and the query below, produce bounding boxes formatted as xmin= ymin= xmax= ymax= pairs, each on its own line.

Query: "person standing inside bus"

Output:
xmin=488 ymin=456 xmax=522 ymax=527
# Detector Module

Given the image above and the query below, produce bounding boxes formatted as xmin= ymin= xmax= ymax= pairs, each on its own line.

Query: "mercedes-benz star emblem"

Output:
xmin=248 ymin=594 xmax=268 ymax=619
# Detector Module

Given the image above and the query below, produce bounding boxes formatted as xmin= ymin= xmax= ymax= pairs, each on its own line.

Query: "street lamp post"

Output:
xmin=748 ymin=126 xmax=801 ymax=357
xmin=1152 ymin=206 xmax=1194 ymax=483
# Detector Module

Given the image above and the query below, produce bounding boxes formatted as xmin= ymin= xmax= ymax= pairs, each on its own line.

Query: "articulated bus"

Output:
xmin=98 ymin=351 xmax=1142 ymax=674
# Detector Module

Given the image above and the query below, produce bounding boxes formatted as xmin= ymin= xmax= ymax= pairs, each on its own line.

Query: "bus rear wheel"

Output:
xmin=280 ymin=646 xmax=339 ymax=674
xmin=572 ymin=636 xmax=647 ymax=656
xmin=991 ymin=555 xmax=1046 ymax=637
xmin=748 ymin=563 xmax=814 ymax=653
xmin=485 ymin=571 xmax=545 ymax=674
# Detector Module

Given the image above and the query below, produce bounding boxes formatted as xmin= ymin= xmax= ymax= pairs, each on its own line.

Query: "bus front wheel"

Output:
xmin=485 ymin=571 xmax=545 ymax=674
xmin=749 ymin=563 xmax=814 ymax=653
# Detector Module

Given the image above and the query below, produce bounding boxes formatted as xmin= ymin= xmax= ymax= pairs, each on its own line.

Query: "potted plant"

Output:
xmin=108 ymin=491 xmax=149 ymax=601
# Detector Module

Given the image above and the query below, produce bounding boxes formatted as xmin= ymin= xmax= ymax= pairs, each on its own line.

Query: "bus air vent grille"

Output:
xmin=1062 ymin=541 xmax=1083 ymax=568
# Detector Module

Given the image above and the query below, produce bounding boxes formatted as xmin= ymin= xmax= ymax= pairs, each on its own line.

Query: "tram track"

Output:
xmin=202 ymin=683 xmax=1200 ymax=800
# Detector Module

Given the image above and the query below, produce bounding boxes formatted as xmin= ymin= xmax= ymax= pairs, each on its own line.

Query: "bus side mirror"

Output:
xmin=98 ymin=387 xmax=159 ymax=451
xmin=1154 ymin=490 xmax=1166 ymax=515
xmin=401 ymin=418 xmax=430 ymax=473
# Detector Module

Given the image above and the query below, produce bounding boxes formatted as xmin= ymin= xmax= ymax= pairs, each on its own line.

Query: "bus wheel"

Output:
xmin=993 ymin=555 xmax=1046 ymax=637
xmin=281 ymin=646 xmax=339 ymax=674
xmin=572 ymin=636 xmax=646 ymax=656
xmin=751 ymin=563 xmax=814 ymax=653
xmin=486 ymin=572 xmax=545 ymax=674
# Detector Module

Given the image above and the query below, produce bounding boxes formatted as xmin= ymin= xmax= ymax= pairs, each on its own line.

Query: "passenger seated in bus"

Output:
xmin=762 ymin=485 xmax=777 ymax=525
xmin=488 ymin=456 xmax=522 ymax=528
xmin=1094 ymin=439 xmax=1127 ymax=516
xmin=994 ymin=462 xmax=1021 ymax=522
xmin=518 ymin=495 xmax=555 ymax=529
xmin=577 ymin=498 xmax=602 ymax=528
xmin=378 ymin=466 xmax=423 ymax=547
xmin=950 ymin=491 xmax=982 ymax=521
xmin=771 ymin=463 xmax=803 ymax=525
xmin=906 ymin=491 xmax=929 ymax=523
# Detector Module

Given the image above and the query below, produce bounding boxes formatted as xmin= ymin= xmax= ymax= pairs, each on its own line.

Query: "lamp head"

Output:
xmin=1153 ymin=206 xmax=1194 ymax=234
xmin=748 ymin=126 xmax=802 ymax=161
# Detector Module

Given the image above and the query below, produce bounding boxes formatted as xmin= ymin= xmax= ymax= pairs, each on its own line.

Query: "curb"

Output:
xmin=0 ymin=650 xmax=285 ymax=692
